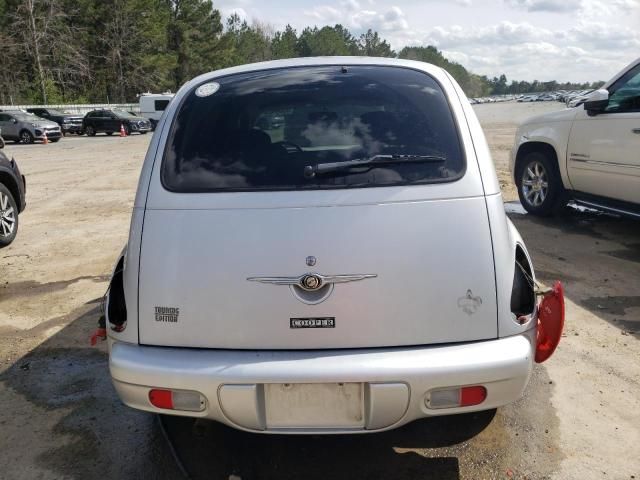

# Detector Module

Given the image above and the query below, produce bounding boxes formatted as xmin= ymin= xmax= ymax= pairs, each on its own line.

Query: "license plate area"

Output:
xmin=264 ymin=383 xmax=364 ymax=429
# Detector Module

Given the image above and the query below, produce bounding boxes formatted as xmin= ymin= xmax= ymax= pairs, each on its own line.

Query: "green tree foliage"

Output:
xmin=297 ymin=25 xmax=359 ymax=56
xmin=271 ymin=25 xmax=298 ymax=60
xmin=223 ymin=14 xmax=273 ymax=66
xmin=491 ymin=74 xmax=508 ymax=95
xmin=4 ymin=0 xmax=91 ymax=103
xmin=96 ymin=0 xmax=174 ymax=102
xmin=358 ymin=29 xmax=394 ymax=57
xmin=0 ymin=25 xmax=23 ymax=105
xmin=0 ymin=3 xmax=604 ymax=104
xmin=493 ymin=78 xmax=605 ymax=95
xmin=165 ymin=0 xmax=226 ymax=90
xmin=398 ymin=46 xmax=489 ymax=98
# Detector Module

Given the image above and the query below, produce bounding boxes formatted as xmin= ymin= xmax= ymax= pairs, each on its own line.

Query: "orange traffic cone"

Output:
xmin=42 ymin=131 xmax=48 ymax=145
xmin=120 ymin=124 xmax=127 ymax=137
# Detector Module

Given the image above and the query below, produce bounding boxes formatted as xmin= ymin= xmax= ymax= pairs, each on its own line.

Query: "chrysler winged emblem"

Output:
xmin=247 ymin=273 xmax=377 ymax=291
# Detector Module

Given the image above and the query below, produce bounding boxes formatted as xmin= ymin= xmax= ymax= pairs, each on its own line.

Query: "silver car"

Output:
xmin=0 ymin=110 xmax=62 ymax=144
xmin=105 ymin=57 xmax=564 ymax=434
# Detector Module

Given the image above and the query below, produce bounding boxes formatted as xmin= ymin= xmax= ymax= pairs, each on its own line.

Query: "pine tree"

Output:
xmin=358 ymin=29 xmax=394 ymax=57
xmin=271 ymin=25 xmax=298 ymax=60
xmin=165 ymin=0 xmax=226 ymax=90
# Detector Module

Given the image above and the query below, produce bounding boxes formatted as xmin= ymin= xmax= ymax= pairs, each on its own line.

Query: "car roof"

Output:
xmin=2 ymin=110 xmax=30 ymax=115
xmin=604 ymin=57 xmax=640 ymax=89
xmin=183 ymin=56 xmax=449 ymax=92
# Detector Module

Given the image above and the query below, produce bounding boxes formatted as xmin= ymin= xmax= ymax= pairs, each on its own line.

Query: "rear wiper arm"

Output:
xmin=303 ymin=154 xmax=446 ymax=178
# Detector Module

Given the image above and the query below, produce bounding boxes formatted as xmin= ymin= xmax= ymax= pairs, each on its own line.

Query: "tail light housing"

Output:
xmin=535 ymin=281 xmax=565 ymax=363
xmin=426 ymin=385 xmax=487 ymax=409
xmin=106 ymin=257 xmax=127 ymax=332
xmin=149 ymin=388 xmax=206 ymax=412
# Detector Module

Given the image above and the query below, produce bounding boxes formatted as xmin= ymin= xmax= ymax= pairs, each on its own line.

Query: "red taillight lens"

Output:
xmin=460 ymin=386 xmax=487 ymax=406
xmin=149 ymin=389 xmax=174 ymax=409
xmin=535 ymin=281 xmax=565 ymax=363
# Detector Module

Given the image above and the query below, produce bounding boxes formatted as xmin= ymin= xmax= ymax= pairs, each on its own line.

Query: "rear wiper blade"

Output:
xmin=303 ymin=154 xmax=446 ymax=178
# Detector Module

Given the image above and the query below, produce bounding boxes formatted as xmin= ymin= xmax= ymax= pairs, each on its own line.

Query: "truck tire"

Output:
xmin=516 ymin=151 xmax=566 ymax=216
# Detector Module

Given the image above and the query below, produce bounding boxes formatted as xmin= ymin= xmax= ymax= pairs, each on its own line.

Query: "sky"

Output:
xmin=214 ymin=0 xmax=640 ymax=83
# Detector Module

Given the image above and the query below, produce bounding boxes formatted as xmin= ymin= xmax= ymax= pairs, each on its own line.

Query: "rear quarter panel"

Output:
xmin=444 ymin=71 xmax=534 ymax=338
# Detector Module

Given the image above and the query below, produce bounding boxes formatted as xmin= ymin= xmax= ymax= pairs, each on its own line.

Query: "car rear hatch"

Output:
xmin=137 ymin=64 xmax=497 ymax=349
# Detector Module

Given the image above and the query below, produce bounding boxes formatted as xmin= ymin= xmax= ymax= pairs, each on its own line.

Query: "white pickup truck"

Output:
xmin=511 ymin=57 xmax=640 ymax=218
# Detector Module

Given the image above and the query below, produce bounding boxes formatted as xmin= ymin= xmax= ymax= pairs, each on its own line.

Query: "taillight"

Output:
xmin=426 ymin=385 xmax=487 ymax=409
xmin=535 ymin=281 xmax=565 ymax=363
xmin=460 ymin=386 xmax=487 ymax=406
xmin=148 ymin=389 xmax=206 ymax=412
xmin=149 ymin=389 xmax=173 ymax=409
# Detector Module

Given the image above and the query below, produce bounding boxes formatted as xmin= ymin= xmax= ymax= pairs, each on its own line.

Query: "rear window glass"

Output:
xmin=162 ymin=66 xmax=465 ymax=192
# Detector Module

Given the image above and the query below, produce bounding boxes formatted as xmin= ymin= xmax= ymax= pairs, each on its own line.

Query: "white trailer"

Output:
xmin=138 ymin=92 xmax=174 ymax=129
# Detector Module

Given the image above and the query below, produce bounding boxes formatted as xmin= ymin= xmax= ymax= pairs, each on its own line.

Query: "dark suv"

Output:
xmin=83 ymin=109 xmax=151 ymax=136
xmin=26 ymin=108 xmax=84 ymax=135
xmin=0 ymin=142 xmax=26 ymax=247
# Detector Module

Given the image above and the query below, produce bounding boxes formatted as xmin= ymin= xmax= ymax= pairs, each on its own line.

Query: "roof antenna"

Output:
xmin=341 ymin=66 xmax=348 ymax=74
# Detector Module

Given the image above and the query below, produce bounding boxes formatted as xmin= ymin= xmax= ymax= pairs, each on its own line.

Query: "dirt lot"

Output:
xmin=0 ymin=102 xmax=639 ymax=480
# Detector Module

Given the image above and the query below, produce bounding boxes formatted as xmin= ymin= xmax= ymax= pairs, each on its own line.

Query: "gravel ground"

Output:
xmin=0 ymin=102 xmax=638 ymax=480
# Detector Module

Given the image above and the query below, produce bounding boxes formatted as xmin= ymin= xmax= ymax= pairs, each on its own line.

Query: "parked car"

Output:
xmin=566 ymin=90 xmax=593 ymax=108
xmin=0 ymin=111 xmax=62 ymax=144
xmin=82 ymin=109 xmax=152 ymax=136
xmin=0 ymin=140 xmax=26 ymax=247
xmin=26 ymin=108 xmax=84 ymax=135
xmin=105 ymin=57 xmax=564 ymax=434
xmin=511 ymin=57 xmax=640 ymax=217
xmin=518 ymin=95 xmax=538 ymax=102
xmin=138 ymin=92 xmax=174 ymax=130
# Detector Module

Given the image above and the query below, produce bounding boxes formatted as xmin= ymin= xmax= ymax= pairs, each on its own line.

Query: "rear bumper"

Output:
xmin=110 ymin=333 xmax=535 ymax=434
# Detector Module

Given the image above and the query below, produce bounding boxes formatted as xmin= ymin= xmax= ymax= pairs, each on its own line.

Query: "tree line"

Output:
xmin=486 ymin=74 xmax=603 ymax=96
xmin=0 ymin=0 xmax=604 ymax=105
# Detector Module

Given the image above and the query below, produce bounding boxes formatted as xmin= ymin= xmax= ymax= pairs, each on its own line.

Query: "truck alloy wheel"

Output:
xmin=521 ymin=159 xmax=549 ymax=208
xmin=516 ymin=151 xmax=565 ymax=216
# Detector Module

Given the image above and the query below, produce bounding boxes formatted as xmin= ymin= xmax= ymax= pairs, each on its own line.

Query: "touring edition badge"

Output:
xmin=155 ymin=306 xmax=179 ymax=323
